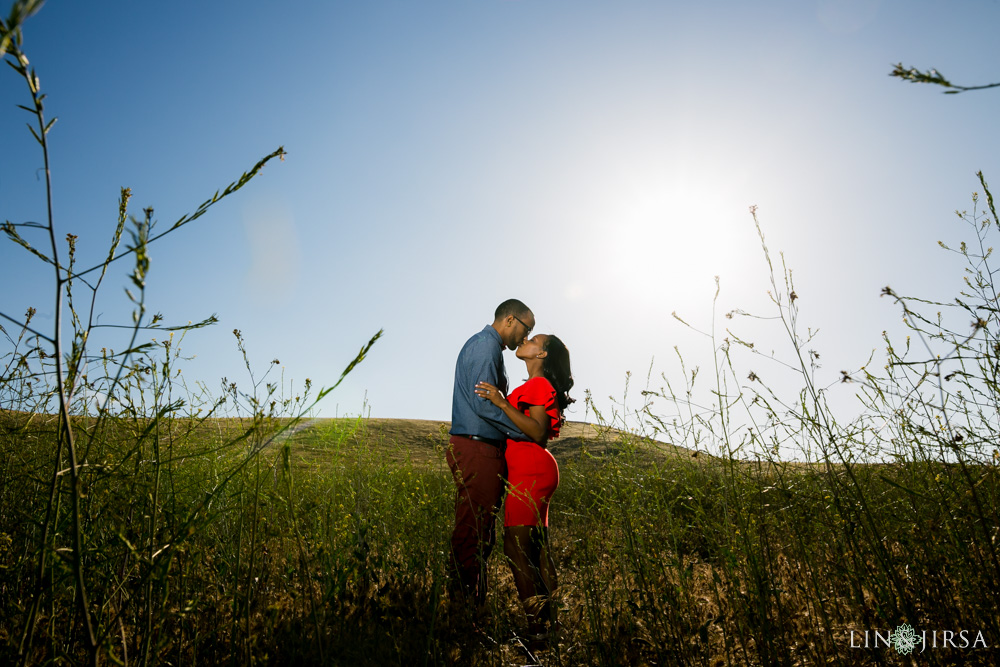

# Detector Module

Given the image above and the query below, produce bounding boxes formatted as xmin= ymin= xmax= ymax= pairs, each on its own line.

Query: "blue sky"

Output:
xmin=3 ymin=0 xmax=1000 ymax=430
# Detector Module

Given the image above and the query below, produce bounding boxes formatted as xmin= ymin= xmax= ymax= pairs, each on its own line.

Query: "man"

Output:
xmin=448 ymin=298 xmax=535 ymax=608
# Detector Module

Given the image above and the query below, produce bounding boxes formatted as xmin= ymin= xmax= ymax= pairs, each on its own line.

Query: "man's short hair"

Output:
xmin=495 ymin=298 xmax=531 ymax=321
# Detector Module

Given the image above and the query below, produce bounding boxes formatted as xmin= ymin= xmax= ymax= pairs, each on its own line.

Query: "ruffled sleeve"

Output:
xmin=513 ymin=377 xmax=554 ymax=410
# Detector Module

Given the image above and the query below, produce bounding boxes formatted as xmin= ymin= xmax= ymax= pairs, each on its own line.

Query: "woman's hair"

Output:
xmin=541 ymin=335 xmax=574 ymax=413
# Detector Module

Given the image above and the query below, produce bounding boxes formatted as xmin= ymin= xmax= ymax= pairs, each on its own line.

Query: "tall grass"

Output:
xmin=4 ymin=211 xmax=999 ymax=665
xmin=583 ymin=197 xmax=1000 ymax=665
xmin=1 ymin=3 xmax=379 ymax=664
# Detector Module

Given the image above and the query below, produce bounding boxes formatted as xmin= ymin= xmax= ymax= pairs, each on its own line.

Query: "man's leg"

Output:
xmin=447 ymin=437 xmax=505 ymax=606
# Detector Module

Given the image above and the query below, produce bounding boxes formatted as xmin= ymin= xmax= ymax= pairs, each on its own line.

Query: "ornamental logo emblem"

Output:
xmin=891 ymin=623 xmax=919 ymax=655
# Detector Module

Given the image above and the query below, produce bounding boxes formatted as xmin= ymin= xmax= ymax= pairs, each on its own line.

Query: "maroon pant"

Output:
xmin=447 ymin=435 xmax=507 ymax=606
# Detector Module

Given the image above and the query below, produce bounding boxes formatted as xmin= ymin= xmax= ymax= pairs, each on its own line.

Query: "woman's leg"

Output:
xmin=529 ymin=527 xmax=558 ymax=629
xmin=534 ymin=527 xmax=557 ymax=594
xmin=504 ymin=525 xmax=549 ymax=635
xmin=504 ymin=525 xmax=538 ymax=602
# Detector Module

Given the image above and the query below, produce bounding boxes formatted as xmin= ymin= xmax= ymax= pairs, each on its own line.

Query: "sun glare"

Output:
xmin=600 ymin=172 xmax=753 ymax=316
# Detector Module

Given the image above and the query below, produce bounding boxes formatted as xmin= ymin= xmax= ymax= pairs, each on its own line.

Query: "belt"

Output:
xmin=453 ymin=434 xmax=505 ymax=448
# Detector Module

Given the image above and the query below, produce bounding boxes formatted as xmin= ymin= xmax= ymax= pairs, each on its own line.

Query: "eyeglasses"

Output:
xmin=513 ymin=315 xmax=533 ymax=337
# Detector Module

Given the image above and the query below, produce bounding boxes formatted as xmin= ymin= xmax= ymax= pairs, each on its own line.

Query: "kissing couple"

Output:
xmin=447 ymin=298 xmax=574 ymax=650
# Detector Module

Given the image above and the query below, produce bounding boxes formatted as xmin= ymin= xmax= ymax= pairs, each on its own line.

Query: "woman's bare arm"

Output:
xmin=475 ymin=382 xmax=548 ymax=446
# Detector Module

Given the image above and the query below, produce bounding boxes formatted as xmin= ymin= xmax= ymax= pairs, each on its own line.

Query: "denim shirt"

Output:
xmin=450 ymin=325 xmax=527 ymax=442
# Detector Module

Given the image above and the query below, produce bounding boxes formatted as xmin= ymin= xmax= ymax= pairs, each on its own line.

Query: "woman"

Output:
xmin=475 ymin=333 xmax=573 ymax=647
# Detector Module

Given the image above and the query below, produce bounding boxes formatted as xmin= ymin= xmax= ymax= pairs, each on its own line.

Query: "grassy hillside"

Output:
xmin=2 ymin=410 xmax=998 ymax=665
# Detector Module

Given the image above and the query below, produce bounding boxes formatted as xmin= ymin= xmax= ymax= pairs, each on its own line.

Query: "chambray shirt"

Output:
xmin=450 ymin=325 xmax=527 ymax=442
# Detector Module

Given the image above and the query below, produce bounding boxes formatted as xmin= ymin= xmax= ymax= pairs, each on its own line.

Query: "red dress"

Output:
xmin=503 ymin=376 xmax=561 ymax=527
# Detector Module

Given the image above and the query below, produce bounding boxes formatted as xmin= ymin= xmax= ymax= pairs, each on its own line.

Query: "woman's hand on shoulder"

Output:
xmin=475 ymin=382 xmax=506 ymax=408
